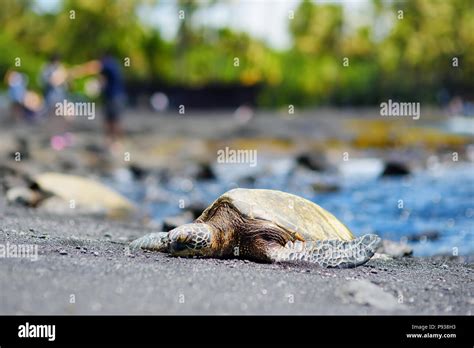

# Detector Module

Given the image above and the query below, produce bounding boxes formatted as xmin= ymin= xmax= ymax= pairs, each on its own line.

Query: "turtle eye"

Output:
xmin=176 ymin=234 xmax=189 ymax=244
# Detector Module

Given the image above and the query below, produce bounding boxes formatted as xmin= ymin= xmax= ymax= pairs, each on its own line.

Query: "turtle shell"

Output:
xmin=34 ymin=172 xmax=135 ymax=218
xmin=199 ymin=188 xmax=354 ymax=242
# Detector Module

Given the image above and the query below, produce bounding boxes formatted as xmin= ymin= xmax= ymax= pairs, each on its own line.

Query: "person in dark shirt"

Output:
xmin=70 ymin=53 xmax=126 ymax=148
xmin=99 ymin=54 xmax=125 ymax=143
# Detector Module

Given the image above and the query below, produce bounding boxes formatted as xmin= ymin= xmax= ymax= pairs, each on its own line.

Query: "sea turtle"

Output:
xmin=130 ymin=188 xmax=381 ymax=268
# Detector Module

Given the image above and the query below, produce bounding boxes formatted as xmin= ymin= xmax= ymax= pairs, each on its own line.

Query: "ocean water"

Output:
xmin=316 ymin=163 xmax=474 ymax=256
xmin=108 ymin=162 xmax=474 ymax=257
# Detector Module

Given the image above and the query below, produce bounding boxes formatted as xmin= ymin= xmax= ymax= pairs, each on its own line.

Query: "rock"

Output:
xmin=163 ymin=211 xmax=194 ymax=231
xmin=311 ymin=181 xmax=340 ymax=193
xmin=194 ymin=162 xmax=216 ymax=181
xmin=237 ymin=175 xmax=257 ymax=187
xmin=296 ymin=153 xmax=327 ymax=172
xmin=1 ymin=173 xmax=27 ymax=192
xmin=377 ymin=240 xmax=413 ymax=258
xmin=84 ymin=143 xmax=106 ymax=154
xmin=33 ymin=172 xmax=135 ymax=218
xmin=59 ymin=250 xmax=68 ymax=255
xmin=338 ymin=279 xmax=404 ymax=311
xmin=406 ymin=230 xmax=440 ymax=242
xmin=9 ymin=136 xmax=30 ymax=161
xmin=128 ymin=164 xmax=147 ymax=180
xmin=371 ymin=252 xmax=393 ymax=261
xmin=381 ymin=161 xmax=410 ymax=177
xmin=6 ymin=187 xmax=41 ymax=206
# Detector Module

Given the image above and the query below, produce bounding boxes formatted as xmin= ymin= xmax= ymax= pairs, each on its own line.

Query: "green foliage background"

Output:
xmin=1 ymin=0 xmax=472 ymax=107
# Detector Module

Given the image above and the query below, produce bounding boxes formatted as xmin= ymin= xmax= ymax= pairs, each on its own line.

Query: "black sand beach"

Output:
xmin=1 ymin=202 xmax=472 ymax=315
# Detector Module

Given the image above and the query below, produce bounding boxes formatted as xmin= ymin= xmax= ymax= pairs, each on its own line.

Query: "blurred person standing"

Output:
xmin=4 ymin=69 xmax=27 ymax=120
xmin=71 ymin=52 xmax=126 ymax=150
xmin=99 ymin=52 xmax=125 ymax=147
xmin=41 ymin=53 xmax=68 ymax=115
xmin=4 ymin=69 xmax=43 ymax=121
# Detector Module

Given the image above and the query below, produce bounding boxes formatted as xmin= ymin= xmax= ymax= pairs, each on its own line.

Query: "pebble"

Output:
xmin=59 ymin=250 xmax=68 ymax=255
xmin=93 ymin=252 xmax=99 ymax=256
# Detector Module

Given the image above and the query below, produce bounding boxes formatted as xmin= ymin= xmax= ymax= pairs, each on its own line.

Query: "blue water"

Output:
xmin=319 ymin=164 xmax=474 ymax=256
xmin=106 ymin=162 xmax=474 ymax=256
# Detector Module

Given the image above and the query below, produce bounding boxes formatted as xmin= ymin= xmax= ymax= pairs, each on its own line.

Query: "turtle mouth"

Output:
xmin=168 ymin=223 xmax=212 ymax=256
xmin=170 ymin=240 xmax=190 ymax=253
xmin=169 ymin=233 xmax=195 ymax=255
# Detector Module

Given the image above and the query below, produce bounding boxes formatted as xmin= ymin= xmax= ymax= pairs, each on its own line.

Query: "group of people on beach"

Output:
xmin=4 ymin=52 xmax=125 ymax=149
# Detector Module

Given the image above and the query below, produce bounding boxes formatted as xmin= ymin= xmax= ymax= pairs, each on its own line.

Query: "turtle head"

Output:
xmin=168 ymin=223 xmax=214 ymax=257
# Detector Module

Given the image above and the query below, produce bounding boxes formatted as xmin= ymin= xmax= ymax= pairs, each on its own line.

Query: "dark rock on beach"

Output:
xmin=381 ymin=161 xmax=411 ymax=177
xmin=406 ymin=230 xmax=441 ymax=243
xmin=296 ymin=153 xmax=328 ymax=172
xmin=128 ymin=164 xmax=148 ymax=180
xmin=194 ymin=162 xmax=216 ymax=181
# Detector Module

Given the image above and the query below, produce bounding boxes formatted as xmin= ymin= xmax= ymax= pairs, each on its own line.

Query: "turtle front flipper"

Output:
xmin=268 ymin=234 xmax=381 ymax=268
xmin=130 ymin=232 xmax=170 ymax=252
